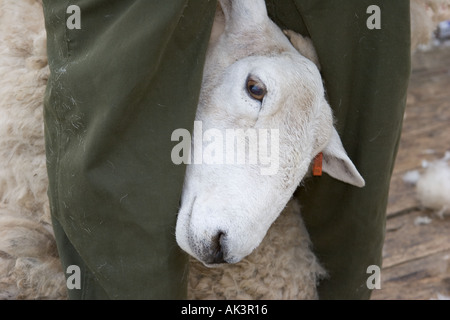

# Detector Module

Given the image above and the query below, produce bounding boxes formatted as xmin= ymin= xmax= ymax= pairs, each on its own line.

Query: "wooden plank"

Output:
xmin=407 ymin=46 xmax=450 ymax=107
xmin=403 ymin=109 xmax=450 ymax=133
xmin=374 ymin=43 xmax=450 ymax=300
xmin=410 ymin=45 xmax=450 ymax=74
xmin=393 ymin=125 xmax=449 ymax=172
xmin=407 ymin=84 xmax=450 ymax=106
xmin=386 ymin=182 xmax=419 ymax=216
xmin=382 ymin=209 xmax=450 ymax=269
xmin=385 ymin=44 xmax=450 ymax=216
xmin=403 ymin=103 xmax=450 ymax=131
xmin=371 ymin=250 xmax=450 ymax=300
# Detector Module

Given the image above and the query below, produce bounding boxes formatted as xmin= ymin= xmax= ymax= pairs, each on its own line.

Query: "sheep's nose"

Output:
xmin=205 ymin=231 xmax=226 ymax=265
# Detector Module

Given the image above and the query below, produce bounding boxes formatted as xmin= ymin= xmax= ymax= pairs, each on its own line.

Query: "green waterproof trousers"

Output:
xmin=43 ymin=0 xmax=411 ymax=299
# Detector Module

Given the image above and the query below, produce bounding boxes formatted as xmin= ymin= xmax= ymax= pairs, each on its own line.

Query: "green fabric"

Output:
xmin=267 ymin=0 xmax=411 ymax=299
xmin=43 ymin=0 xmax=410 ymax=300
xmin=43 ymin=0 xmax=217 ymax=299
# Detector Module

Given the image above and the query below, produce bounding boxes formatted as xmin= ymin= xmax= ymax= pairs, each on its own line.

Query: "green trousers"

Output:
xmin=43 ymin=0 xmax=410 ymax=299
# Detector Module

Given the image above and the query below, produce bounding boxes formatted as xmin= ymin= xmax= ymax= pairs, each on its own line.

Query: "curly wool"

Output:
xmin=0 ymin=0 xmax=66 ymax=300
xmin=187 ymin=199 xmax=326 ymax=300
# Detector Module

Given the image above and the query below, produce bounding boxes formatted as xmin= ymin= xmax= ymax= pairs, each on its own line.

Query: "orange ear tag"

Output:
xmin=313 ymin=152 xmax=323 ymax=177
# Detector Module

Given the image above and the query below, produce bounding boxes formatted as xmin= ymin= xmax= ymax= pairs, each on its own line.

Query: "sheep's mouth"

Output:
xmin=182 ymin=197 xmax=238 ymax=266
xmin=204 ymin=231 xmax=227 ymax=265
xmin=196 ymin=231 xmax=235 ymax=267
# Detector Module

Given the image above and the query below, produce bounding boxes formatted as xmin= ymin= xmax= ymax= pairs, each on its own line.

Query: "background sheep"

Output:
xmin=179 ymin=0 xmax=366 ymax=299
xmin=0 ymin=0 xmax=65 ymax=299
xmin=411 ymin=0 xmax=450 ymax=50
xmin=0 ymin=0 xmax=449 ymax=300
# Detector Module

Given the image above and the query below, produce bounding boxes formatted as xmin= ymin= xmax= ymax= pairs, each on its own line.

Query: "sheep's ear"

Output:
xmin=219 ymin=0 xmax=268 ymax=30
xmin=321 ymin=128 xmax=365 ymax=188
xmin=284 ymin=30 xmax=321 ymax=70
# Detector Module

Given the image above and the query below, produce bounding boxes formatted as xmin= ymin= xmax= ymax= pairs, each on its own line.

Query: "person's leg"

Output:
xmin=267 ymin=0 xmax=411 ymax=299
xmin=43 ymin=0 xmax=217 ymax=299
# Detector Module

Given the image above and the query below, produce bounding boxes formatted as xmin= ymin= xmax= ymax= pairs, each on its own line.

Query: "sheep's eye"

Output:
xmin=247 ymin=79 xmax=266 ymax=102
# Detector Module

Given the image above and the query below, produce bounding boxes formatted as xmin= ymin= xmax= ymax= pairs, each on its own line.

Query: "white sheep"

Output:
xmin=180 ymin=0 xmax=365 ymax=299
xmin=0 ymin=0 xmax=447 ymax=300
xmin=411 ymin=0 xmax=450 ymax=50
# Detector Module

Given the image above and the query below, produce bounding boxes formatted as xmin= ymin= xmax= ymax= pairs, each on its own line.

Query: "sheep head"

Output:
xmin=175 ymin=0 xmax=365 ymax=266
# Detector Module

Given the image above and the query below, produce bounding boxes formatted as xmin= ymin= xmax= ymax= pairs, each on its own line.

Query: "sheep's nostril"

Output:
xmin=207 ymin=231 xmax=226 ymax=264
